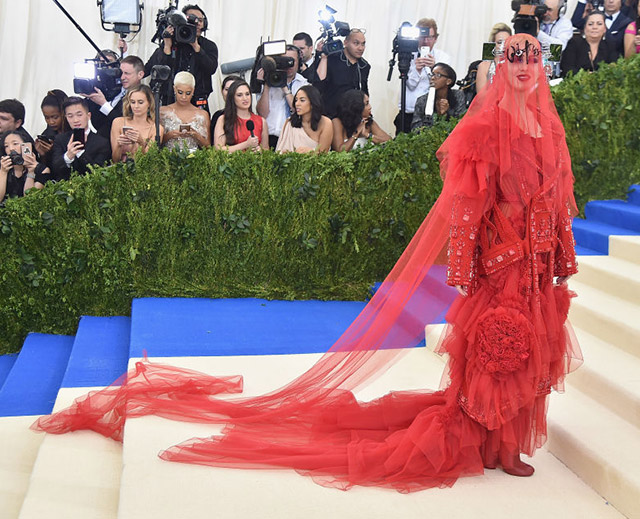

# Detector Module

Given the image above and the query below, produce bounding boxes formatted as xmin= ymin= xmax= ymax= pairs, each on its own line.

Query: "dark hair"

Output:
xmin=120 ymin=55 xmax=145 ymax=74
xmin=0 ymin=99 xmax=25 ymax=126
xmin=182 ymin=4 xmax=207 ymax=30
xmin=292 ymin=32 xmax=313 ymax=47
xmin=336 ymin=90 xmax=366 ymax=136
xmin=62 ymin=96 xmax=90 ymax=113
xmin=432 ymin=62 xmax=459 ymax=110
xmin=585 ymin=10 xmax=607 ymax=26
xmin=286 ymin=44 xmax=303 ymax=72
xmin=0 ymin=130 xmax=25 ymax=157
xmin=290 ymin=85 xmax=323 ymax=131
xmin=223 ymin=79 xmax=252 ymax=145
xmin=221 ymin=75 xmax=243 ymax=93
xmin=41 ymin=90 xmax=69 ymax=131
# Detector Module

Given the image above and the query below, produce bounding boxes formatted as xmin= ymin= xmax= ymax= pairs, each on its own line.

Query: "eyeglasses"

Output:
xmin=350 ymin=28 xmax=366 ymax=34
xmin=429 ymin=72 xmax=449 ymax=79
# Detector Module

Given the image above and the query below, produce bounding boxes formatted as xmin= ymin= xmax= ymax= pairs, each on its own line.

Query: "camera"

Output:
xmin=318 ymin=5 xmax=350 ymax=55
xmin=73 ymin=59 xmax=123 ymax=100
xmin=152 ymin=1 xmax=197 ymax=45
xmin=511 ymin=0 xmax=549 ymax=36
xmin=249 ymin=40 xmax=296 ymax=91
xmin=589 ymin=0 xmax=606 ymax=11
xmin=9 ymin=151 xmax=24 ymax=167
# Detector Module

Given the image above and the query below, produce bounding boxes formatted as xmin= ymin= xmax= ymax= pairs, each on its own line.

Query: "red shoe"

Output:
xmin=500 ymin=448 xmax=535 ymax=477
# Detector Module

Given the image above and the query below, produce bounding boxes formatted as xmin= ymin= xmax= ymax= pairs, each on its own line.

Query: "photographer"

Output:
xmin=85 ymin=56 xmax=146 ymax=139
xmin=1 ymin=131 xmax=48 ymax=203
xmin=316 ymin=29 xmax=370 ymax=118
xmin=293 ymin=32 xmax=320 ymax=82
xmin=51 ymin=97 xmax=111 ymax=181
xmin=538 ymin=0 xmax=574 ymax=51
xmin=256 ymin=44 xmax=308 ymax=149
xmin=393 ymin=18 xmax=452 ymax=135
xmin=571 ymin=0 xmax=632 ymax=57
xmin=145 ymin=4 xmax=219 ymax=112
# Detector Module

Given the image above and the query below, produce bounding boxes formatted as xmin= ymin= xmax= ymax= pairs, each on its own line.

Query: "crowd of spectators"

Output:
xmin=2 ymin=0 xmax=640 ymax=204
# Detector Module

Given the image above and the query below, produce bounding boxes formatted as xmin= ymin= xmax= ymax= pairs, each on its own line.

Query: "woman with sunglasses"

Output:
xmin=411 ymin=63 xmax=466 ymax=130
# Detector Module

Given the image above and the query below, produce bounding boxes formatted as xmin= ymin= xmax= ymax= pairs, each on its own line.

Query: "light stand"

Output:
xmin=150 ymin=66 xmax=172 ymax=148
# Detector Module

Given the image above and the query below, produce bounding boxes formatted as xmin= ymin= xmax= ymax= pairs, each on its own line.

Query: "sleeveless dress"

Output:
xmin=275 ymin=120 xmax=319 ymax=152
xmin=32 ymin=34 xmax=581 ymax=492
xmin=160 ymin=109 xmax=208 ymax=151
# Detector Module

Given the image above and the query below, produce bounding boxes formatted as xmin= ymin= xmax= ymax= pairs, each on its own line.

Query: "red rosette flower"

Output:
xmin=475 ymin=306 xmax=533 ymax=375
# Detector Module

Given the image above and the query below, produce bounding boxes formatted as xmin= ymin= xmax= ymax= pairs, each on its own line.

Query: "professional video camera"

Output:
xmin=317 ymin=4 xmax=350 ymax=55
xmin=249 ymin=40 xmax=296 ymax=92
xmin=152 ymin=0 xmax=197 ymax=46
xmin=511 ymin=0 xmax=549 ymax=36
xmin=73 ymin=59 xmax=122 ymax=100
xmin=589 ymin=0 xmax=606 ymax=11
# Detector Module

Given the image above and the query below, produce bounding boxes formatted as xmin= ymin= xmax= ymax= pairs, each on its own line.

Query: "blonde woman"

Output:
xmin=110 ymin=85 xmax=163 ymax=162
xmin=160 ymin=71 xmax=210 ymax=150
xmin=476 ymin=23 xmax=512 ymax=93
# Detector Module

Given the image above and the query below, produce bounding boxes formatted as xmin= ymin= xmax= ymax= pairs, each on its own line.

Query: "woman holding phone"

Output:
xmin=160 ymin=72 xmax=210 ymax=151
xmin=1 ymin=131 xmax=50 ymax=203
xmin=110 ymin=85 xmax=163 ymax=163
xmin=34 ymin=89 xmax=68 ymax=169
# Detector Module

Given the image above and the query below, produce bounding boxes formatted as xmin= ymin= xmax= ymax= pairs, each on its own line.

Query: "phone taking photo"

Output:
xmin=420 ymin=46 xmax=431 ymax=58
xmin=20 ymin=142 xmax=33 ymax=156
xmin=179 ymin=124 xmax=191 ymax=132
xmin=72 ymin=128 xmax=85 ymax=145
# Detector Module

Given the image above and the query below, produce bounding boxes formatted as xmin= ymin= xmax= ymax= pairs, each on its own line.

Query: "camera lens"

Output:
xmin=9 ymin=150 xmax=24 ymax=166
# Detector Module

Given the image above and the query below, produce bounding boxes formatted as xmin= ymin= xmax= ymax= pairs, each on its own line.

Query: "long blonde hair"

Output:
xmin=122 ymin=84 xmax=155 ymax=121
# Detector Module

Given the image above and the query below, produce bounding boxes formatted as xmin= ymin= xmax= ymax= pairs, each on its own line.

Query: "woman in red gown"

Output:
xmin=33 ymin=34 xmax=582 ymax=491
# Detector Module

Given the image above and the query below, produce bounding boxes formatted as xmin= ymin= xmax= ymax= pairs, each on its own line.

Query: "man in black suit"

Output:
xmin=51 ymin=97 xmax=111 ymax=181
xmin=571 ymin=0 xmax=632 ymax=58
xmin=84 ymin=56 xmax=145 ymax=139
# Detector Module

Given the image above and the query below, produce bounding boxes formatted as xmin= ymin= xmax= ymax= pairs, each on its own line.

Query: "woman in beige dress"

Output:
xmin=276 ymin=85 xmax=332 ymax=153
xmin=110 ymin=85 xmax=163 ymax=163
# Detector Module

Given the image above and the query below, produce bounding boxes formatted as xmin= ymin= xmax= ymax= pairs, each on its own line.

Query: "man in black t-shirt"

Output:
xmin=145 ymin=4 xmax=219 ymax=112
xmin=316 ymin=29 xmax=370 ymax=118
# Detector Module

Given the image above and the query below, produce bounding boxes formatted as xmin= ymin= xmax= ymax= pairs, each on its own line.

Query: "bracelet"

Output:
xmin=27 ymin=172 xmax=36 ymax=179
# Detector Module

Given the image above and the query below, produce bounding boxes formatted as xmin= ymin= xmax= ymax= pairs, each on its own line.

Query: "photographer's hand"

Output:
xmin=86 ymin=87 xmax=107 ymax=107
xmin=163 ymin=26 xmax=174 ymax=54
xmin=22 ymin=152 xmax=38 ymax=172
xmin=118 ymin=37 xmax=128 ymax=55
xmin=191 ymin=38 xmax=201 ymax=53
xmin=415 ymin=56 xmax=430 ymax=72
xmin=256 ymin=68 xmax=265 ymax=82
xmin=0 ymin=155 xmax=11 ymax=176
xmin=424 ymin=54 xmax=436 ymax=68
xmin=583 ymin=2 xmax=594 ymax=17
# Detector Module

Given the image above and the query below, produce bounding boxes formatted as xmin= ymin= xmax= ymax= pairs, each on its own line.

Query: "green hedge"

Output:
xmin=1 ymin=56 xmax=639 ymax=353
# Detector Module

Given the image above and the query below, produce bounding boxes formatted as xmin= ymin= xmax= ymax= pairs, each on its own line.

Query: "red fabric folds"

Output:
xmin=32 ymin=34 xmax=582 ymax=492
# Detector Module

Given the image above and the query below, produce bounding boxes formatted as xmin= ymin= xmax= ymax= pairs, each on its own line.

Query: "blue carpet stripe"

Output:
xmin=572 ymin=218 xmax=638 ymax=254
xmin=627 ymin=184 xmax=640 ymax=206
xmin=585 ymin=200 xmax=640 ymax=233
xmin=61 ymin=316 xmax=131 ymax=388
xmin=0 ymin=354 xmax=18 ymax=391
xmin=0 ymin=334 xmax=74 ymax=417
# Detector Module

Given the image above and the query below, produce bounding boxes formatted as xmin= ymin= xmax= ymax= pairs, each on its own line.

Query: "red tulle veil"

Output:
xmin=33 ymin=34 xmax=580 ymax=492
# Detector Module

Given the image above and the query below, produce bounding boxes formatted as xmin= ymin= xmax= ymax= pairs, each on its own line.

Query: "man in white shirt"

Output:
xmin=538 ymin=0 xmax=574 ymax=50
xmin=256 ymin=45 xmax=308 ymax=149
xmin=394 ymin=18 xmax=452 ymax=135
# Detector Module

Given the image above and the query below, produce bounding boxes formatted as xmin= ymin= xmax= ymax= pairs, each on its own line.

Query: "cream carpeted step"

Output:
xmin=573 ymin=254 xmax=640 ymax=305
xmin=567 ymin=279 xmax=640 ymax=358
xmin=0 ymin=417 xmax=44 ymax=519
xmin=115 ymin=353 xmax=623 ymax=519
xmin=547 ymin=386 xmax=640 ymax=519
xmin=568 ymin=327 xmax=640 ymax=429
xmin=18 ymin=388 xmax=122 ymax=519
xmin=609 ymin=235 xmax=640 ymax=265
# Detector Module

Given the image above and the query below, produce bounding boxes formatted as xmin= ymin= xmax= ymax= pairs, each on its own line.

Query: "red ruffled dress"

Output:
xmin=32 ymin=34 xmax=582 ymax=492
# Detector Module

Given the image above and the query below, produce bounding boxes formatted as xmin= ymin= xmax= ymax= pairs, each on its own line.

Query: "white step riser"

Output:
xmin=569 ymin=303 xmax=640 ymax=359
xmin=573 ymin=261 xmax=640 ymax=305
xmin=609 ymin=236 xmax=640 ymax=265
xmin=547 ymin=421 xmax=640 ymax=519
xmin=567 ymin=364 xmax=640 ymax=430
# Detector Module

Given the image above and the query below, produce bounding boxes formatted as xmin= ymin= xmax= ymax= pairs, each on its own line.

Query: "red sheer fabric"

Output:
xmin=33 ymin=34 xmax=582 ymax=492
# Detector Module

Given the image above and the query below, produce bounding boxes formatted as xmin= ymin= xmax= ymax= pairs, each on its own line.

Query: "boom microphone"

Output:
xmin=220 ymin=57 xmax=256 ymax=75
xmin=246 ymin=119 xmax=255 ymax=137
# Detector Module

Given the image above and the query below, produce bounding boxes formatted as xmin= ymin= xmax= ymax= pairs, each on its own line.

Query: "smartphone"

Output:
xmin=420 ymin=46 xmax=430 ymax=58
xmin=36 ymin=134 xmax=52 ymax=144
xmin=72 ymin=128 xmax=85 ymax=145
xmin=179 ymin=124 xmax=191 ymax=132
xmin=20 ymin=142 xmax=32 ymax=156
xmin=121 ymin=126 xmax=134 ymax=134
